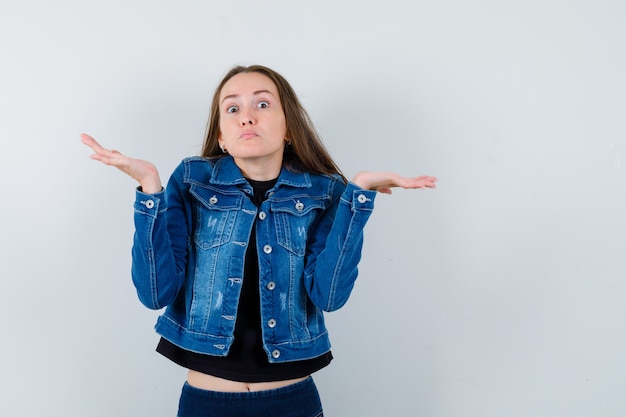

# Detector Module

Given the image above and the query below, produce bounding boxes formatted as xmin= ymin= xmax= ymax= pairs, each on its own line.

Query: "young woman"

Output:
xmin=82 ymin=65 xmax=437 ymax=417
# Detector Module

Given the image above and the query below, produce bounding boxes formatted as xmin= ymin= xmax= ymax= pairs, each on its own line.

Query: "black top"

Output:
xmin=156 ymin=177 xmax=332 ymax=382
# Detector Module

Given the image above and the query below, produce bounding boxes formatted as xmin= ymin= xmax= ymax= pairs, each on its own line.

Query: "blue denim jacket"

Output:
xmin=131 ymin=156 xmax=376 ymax=363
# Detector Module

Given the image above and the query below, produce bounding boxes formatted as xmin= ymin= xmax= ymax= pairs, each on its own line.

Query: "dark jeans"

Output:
xmin=177 ymin=377 xmax=323 ymax=417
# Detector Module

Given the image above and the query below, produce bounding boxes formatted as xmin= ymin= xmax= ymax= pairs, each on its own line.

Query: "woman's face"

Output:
xmin=218 ymin=71 xmax=287 ymax=179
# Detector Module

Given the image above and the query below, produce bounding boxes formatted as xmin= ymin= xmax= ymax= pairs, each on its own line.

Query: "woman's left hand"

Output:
xmin=351 ymin=172 xmax=437 ymax=194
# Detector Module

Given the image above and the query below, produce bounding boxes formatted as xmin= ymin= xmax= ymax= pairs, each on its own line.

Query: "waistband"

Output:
xmin=178 ymin=376 xmax=323 ymax=417
xmin=181 ymin=376 xmax=315 ymax=400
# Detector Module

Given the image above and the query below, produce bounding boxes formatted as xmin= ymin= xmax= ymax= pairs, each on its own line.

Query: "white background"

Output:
xmin=1 ymin=1 xmax=625 ymax=416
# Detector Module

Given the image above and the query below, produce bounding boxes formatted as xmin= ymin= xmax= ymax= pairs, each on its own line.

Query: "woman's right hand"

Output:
xmin=81 ymin=133 xmax=163 ymax=194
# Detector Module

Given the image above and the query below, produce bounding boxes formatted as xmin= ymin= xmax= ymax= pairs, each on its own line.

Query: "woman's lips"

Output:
xmin=240 ymin=131 xmax=258 ymax=139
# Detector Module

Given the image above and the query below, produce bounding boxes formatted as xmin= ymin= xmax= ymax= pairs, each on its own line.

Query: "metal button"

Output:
xmin=268 ymin=319 xmax=277 ymax=328
xmin=272 ymin=350 xmax=280 ymax=359
xmin=209 ymin=196 xmax=218 ymax=205
xmin=295 ymin=201 xmax=304 ymax=211
xmin=145 ymin=200 xmax=154 ymax=209
xmin=258 ymin=211 xmax=267 ymax=220
xmin=357 ymin=194 xmax=367 ymax=204
xmin=266 ymin=281 xmax=276 ymax=290
xmin=263 ymin=245 xmax=272 ymax=254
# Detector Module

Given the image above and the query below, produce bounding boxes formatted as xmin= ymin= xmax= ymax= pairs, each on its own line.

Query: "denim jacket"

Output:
xmin=131 ymin=156 xmax=376 ymax=363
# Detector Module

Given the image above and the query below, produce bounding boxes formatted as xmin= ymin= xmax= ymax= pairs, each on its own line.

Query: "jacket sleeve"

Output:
xmin=131 ymin=163 xmax=189 ymax=310
xmin=303 ymin=181 xmax=377 ymax=312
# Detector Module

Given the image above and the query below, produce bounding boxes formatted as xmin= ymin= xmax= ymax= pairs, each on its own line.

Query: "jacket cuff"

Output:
xmin=134 ymin=187 xmax=166 ymax=217
xmin=342 ymin=182 xmax=376 ymax=211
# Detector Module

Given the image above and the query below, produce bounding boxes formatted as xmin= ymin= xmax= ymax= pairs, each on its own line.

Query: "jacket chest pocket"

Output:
xmin=271 ymin=197 xmax=326 ymax=256
xmin=190 ymin=185 xmax=243 ymax=250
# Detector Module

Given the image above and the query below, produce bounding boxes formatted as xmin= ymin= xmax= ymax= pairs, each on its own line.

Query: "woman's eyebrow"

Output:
xmin=221 ymin=90 xmax=275 ymax=104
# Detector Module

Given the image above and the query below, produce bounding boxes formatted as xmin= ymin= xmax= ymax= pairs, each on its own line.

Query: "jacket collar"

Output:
xmin=210 ymin=156 xmax=311 ymax=188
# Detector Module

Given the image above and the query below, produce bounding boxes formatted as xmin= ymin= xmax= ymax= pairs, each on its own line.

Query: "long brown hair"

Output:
xmin=200 ymin=65 xmax=346 ymax=181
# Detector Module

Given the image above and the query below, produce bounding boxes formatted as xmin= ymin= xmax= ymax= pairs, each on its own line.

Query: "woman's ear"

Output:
xmin=217 ymin=135 xmax=227 ymax=153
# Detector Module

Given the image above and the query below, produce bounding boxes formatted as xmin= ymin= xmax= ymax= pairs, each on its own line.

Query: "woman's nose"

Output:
xmin=239 ymin=108 xmax=255 ymax=126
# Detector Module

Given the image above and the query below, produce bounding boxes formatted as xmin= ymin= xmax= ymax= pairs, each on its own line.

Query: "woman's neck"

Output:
xmin=233 ymin=157 xmax=282 ymax=181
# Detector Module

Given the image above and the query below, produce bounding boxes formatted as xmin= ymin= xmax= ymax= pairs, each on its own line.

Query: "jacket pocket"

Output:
xmin=271 ymin=196 xmax=325 ymax=256
xmin=190 ymin=185 xmax=243 ymax=249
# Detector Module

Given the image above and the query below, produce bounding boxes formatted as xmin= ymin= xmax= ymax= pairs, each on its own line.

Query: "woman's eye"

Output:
xmin=257 ymin=101 xmax=269 ymax=109
xmin=226 ymin=105 xmax=238 ymax=113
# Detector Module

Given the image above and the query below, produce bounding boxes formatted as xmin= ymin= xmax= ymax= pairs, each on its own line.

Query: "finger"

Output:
xmin=401 ymin=177 xmax=429 ymax=189
xmin=412 ymin=176 xmax=437 ymax=187
xmin=80 ymin=133 xmax=101 ymax=149
xmin=81 ymin=134 xmax=111 ymax=156
xmin=412 ymin=175 xmax=438 ymax=184
xmin=89 ymin=153 xmax=118 ymax=165
xmin=80 ymin=133 xmax=94 ymax=143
